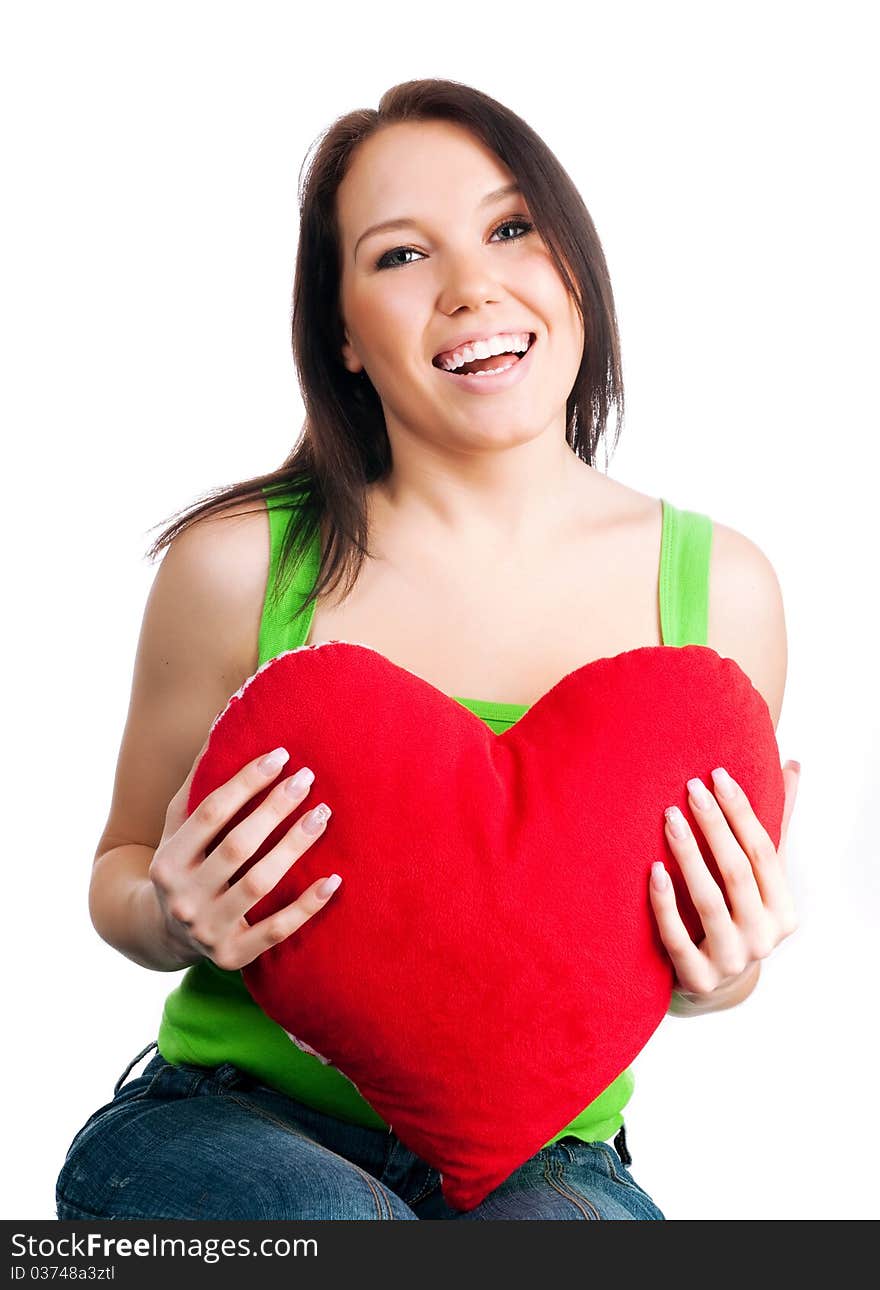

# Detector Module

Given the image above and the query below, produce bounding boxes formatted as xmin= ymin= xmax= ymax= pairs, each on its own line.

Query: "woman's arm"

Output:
xmin=659 ymin=522 xmax=796 ymax=1017
xmin=89 ymin=503 xmax=267 ymax=971
xmin=705 ymin=521 xmax=789 ymax=731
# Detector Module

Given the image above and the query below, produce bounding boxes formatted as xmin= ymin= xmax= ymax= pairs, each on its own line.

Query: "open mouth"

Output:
xmin=432 ymin=333 xmax=536 ymax=376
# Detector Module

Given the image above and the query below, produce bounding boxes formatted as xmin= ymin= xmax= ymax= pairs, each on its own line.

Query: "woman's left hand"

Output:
xmin=649 ymin=761 xmax=800 ymax=1008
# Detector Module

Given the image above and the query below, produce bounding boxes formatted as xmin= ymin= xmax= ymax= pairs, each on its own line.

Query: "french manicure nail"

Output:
xmin=687 ymin=777 xmax=713 ymax=809
xmin=302 ymin=803 xmax=331 ymax=834
xmin=285 ymin=766 xmax=315 ymax=795
xmin=260 ymin=747 xmax=289 ymax=774
xmin=665 ymin=805 xmax=688 ymax=838
xmin=711 ymin=767 xmax=735 ymax=798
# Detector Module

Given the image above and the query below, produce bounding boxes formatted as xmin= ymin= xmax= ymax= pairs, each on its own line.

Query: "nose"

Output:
xmin=436 ymin=248 xmax=504 ymax=318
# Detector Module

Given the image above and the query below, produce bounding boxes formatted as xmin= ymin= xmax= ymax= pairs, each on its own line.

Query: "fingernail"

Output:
xmin=687 ymin=777 xmax=713 ymax=809
xmin=317 ymin=874 xmax=342 ymax=899
xmin=652 ymin=861 xmax=670 ymax=891
xmin=665 ymin=805 xmax=688 ymax=838
xmin=302 ymin=803 xmax=331 ymax=834
xmin=711 ymin=766 xmax=735 ymax=799
xmin=285 ymin=766 xmax=315 ymax=796
xmin=260 ymin=747 xmax=290 ymax=774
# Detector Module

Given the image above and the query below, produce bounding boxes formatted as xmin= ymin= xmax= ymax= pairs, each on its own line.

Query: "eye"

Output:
xmin=374 ymin=217 xmax=535 ymax=271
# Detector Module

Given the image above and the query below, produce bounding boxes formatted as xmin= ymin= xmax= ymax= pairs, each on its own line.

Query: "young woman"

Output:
xmin=55 ymin=79 xmax=799 ymax=1222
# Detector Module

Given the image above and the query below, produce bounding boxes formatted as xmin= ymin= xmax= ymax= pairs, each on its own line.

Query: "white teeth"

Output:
xmin=437 ymin=331 xmax=531 ymax=371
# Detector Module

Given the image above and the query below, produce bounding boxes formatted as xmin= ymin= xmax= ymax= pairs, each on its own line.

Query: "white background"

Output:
xmin=2 ymin=0 xmax=877 ymax=1221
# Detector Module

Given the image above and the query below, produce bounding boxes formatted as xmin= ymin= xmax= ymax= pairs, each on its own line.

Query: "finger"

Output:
xmin=178 ymin=745 xmax=293 ymax=861
xmin=220 ymin=874 xmax=343 ymax=971
xmin=664 ymin=794 xmax=752 ymax=953
xmin=663 ymin=800 xmax=751 ymax=978
xmin=216 ymin=799 xmax=333 ymax=923
xmin=648 ymin=863 xmax=716 ymax=994
xmin=706 ymin=768 xmax=794 ymax=918
xmin=682 ymin=775 xmax=767 ymax=931
xmin=196 ymin=766 xmax=318 ymax=895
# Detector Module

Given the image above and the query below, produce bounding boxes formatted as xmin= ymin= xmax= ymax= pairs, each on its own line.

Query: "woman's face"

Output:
xmin=336 ymin=120 xmax=585 ymax=456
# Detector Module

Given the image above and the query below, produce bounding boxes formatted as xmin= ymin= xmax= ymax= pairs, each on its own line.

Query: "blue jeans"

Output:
xmin=55 ymin=1042 xmax=665 ymax=1221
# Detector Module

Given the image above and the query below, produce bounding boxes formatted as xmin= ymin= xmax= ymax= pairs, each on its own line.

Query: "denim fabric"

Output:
xmin=55 ymin=1042 xmax=664 ymax=1221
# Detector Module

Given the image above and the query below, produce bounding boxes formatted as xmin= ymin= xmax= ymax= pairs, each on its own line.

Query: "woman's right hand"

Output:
xmin=148 ymin=737 xmax=341 ymax=971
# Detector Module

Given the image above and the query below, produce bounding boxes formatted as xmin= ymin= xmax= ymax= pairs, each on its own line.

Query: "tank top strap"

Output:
xmin=658 ymin=497 xmax=713 ymax=647
xmin=258 ymin=485 xmax=321 ymax=667
xmin=258 ymin=489 xmax=713 ymax=661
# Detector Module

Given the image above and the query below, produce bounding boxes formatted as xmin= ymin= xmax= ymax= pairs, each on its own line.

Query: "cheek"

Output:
xmin=557 ymin=294 xmax=586 ymax=370
xmin=543 ymin=293 xmax=586 ymax=373
xmin=527 ymin=257 xmax=582 ymax=338
xmin=340 ymin=274 xmax=414 ymax=346
xmin=365 ymin=293 xmax=427 ymax=367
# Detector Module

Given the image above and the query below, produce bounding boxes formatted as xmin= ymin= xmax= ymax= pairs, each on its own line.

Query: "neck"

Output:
xmin=367 ymin=437 xmax=600 ymax=553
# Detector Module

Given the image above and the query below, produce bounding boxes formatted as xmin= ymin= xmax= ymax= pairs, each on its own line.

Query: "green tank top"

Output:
xmin=157 ymin=490 xmax=713 ymax=1145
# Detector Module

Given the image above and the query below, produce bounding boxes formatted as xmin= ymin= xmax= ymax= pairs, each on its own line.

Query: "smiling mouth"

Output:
xmin=432 ymin=333 xmax=536 ymax=375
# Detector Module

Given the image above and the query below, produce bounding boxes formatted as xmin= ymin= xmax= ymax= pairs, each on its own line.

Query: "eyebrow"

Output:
xmin=353 ymin=182 xmax=523 ymax=261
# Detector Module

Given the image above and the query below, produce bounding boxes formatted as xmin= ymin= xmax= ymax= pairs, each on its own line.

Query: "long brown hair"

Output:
xmin=145 ymin=77 xmax=625 ymax=619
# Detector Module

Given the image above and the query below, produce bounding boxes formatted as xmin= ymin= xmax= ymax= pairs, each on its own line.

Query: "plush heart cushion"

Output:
xmin=187 ymin=640 xmax=784 ymax=1211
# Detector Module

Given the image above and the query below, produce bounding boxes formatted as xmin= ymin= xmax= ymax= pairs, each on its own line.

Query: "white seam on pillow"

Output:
xmin=206 ymin=639 xmax=391 ymax=738
xmin=282 ymin=1028 xmax=334 ymax=1066
xmin=281 ymin=1028 xmax=365 ymax=1099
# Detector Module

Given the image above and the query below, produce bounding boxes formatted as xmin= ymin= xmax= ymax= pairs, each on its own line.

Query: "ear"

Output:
xmin=341 ymin=329 xmax=364 ymax=377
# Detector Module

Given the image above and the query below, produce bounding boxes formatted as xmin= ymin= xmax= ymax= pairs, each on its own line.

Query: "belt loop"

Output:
xmin=114 ymin=1040 xmax=159 ymax=1096
xmin=210 ymin=1062 xmax=251 ymax=1090
xmin=613 ymin=1124 xmax=633 ymax=1167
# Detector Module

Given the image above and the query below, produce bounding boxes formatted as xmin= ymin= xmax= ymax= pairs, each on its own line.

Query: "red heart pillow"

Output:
xmin=188 ymin=640 xmax=783 ymax=1211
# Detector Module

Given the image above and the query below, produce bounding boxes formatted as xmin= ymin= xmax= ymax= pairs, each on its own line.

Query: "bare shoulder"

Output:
xmin=598 ymin=476 xmax=789 ymax=728
xmin=708 ymin=518 xmax=788 ymax=729
xmin=172 ymin=494 xmax=272 ymax=681
xmin=93 ymin=495 xmax=272 ymax=856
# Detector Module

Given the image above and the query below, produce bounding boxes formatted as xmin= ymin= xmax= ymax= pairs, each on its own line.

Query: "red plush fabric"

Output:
xmin=187 ymin=641 xmax=784 ymax=1211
